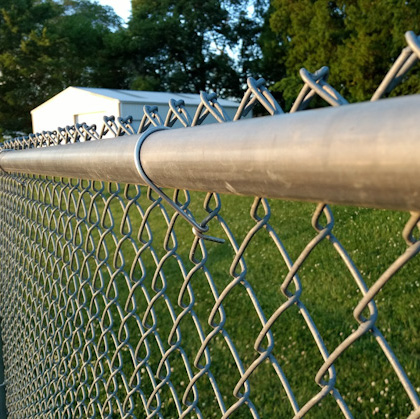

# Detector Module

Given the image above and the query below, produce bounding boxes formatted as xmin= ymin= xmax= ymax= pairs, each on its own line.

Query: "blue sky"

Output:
xmin=96 ymin=0 xmax=132 ymax=23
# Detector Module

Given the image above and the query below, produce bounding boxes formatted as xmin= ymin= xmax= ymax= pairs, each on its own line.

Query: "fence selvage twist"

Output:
xmin=0 ymin=30 xmax=420 ymax=419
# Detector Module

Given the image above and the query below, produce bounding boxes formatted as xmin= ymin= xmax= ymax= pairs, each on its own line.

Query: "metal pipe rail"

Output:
xmin=1 ymin=94 xmax=419 ymax=211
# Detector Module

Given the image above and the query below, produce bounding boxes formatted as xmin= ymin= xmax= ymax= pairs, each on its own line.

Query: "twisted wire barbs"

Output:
xmin=234 ymin=77 xmax=283 ymax=120
xmin=56 ymin=126 xmax=69 ymax=144
xmin=147 ymin=82 xmax=267 ymax=408
xmin=3 ymin=76 xmax=281 ymax=150
xmin=165 ymin=99 xmax=193 ymax=128
xmin=138 ymin=105 xmax=165 ymax=134
xmin=25 ymin=134 xmax=38 ymax=148
xmin=291 ymin=66 xmax=348 ymax=112
xmin=406 ymin=30 xmax=420 ymax=59
xmin=166 ymin=91 xmax=233 ymax=415
xmin=237 ymin=75 xmax=358 ymax=412
xmin=189 ymin=92 xmax=228 ymax=242
xmin=73 ymin=123 xmax=87 ymax=142
xmin=192 ymin=92 xmax=231 ymax=126
xmin=41 ymin=130 xmax=59 ymax=146
xmin=27 ymin=132 xmax=42 ymax=147
xmin=64 ymin=125 xmax=80 ymax=143
xmin=75 ymin=122 xmax=100 ymax=141
xmin=372 ymin=30 xmax=420 ymax=100
xmin=99 ymin=115 xmax=119 ymax=138
xmin=117 ymin=116 xmax=136 ymax=136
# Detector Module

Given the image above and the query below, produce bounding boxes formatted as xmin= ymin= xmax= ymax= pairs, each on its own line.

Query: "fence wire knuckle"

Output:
xmin=234 ymin=77 xmax=283 ymax=120
xmin=372 ymin=31 xmax=420 ymax=100
xmin=165 ymin=99 xmax=193 ymax=128
xmin=291 ymin=67 xmax=349 ymax=112
xmin=1 ymin=29 xmax=420 ymax=419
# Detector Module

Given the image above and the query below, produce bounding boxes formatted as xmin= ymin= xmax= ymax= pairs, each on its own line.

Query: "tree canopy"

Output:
xmin=263 ymin=0 xmax=420 ymax=108
xmin=125 ymin=0 xmax=265 ymax=97
xmin=0 ymin=0 xmax=419 ymax=134
xmin=0 ymin=0 xmax=121 ymax=133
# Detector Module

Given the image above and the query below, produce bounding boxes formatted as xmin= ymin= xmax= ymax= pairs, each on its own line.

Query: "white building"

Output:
xmin=31 ymin=87 xmax=244 ymax=134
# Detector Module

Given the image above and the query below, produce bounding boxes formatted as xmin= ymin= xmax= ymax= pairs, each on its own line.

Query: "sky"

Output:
xmin=95 ymin=0 xmax=132 ymax=23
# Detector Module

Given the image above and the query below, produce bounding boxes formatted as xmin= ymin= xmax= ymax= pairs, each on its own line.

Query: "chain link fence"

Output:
xmin=0 ymin=31 xmax=420 ymax=418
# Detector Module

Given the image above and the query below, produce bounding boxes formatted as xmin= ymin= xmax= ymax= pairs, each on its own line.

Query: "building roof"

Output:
xmin=65 ymin=87 xmax=239 ymax=107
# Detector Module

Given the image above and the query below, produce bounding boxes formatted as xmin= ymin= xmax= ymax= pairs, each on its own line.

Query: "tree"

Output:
xmin=263 ymin=0 xmax=420 ymax=108
xmin=0 ymin=0 xmax=122 ymax=134
xmin=126 ymin=0 xmax=266 ymax=97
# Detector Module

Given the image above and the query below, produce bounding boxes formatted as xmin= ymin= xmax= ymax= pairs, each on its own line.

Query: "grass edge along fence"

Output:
xmin=0 ymin=30 xmax=420 ymax=419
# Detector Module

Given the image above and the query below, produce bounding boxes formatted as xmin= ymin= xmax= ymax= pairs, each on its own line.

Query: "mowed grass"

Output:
xmin=31 ymin=179 xmax=420 ymax=418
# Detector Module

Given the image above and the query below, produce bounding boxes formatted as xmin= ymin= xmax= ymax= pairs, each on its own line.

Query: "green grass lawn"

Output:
xmin=7 ymin=177 xmax=420 ymax=418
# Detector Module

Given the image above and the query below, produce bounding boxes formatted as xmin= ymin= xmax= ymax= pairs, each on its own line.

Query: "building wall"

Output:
xmin=31 ymin=88 xmax=249 ymax=136
xmin=31 ymin=88 xmax=120 ymax=134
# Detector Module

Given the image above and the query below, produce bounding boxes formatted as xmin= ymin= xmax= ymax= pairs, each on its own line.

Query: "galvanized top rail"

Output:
xmin=1 ymin=94 xmax=419 ymax=212
xmin=1 ymin=30 xmax=420 ymax=419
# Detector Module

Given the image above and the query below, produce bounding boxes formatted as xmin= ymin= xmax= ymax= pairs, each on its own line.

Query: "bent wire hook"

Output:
xmin=134 ymin=126 xmax=224 ymax=244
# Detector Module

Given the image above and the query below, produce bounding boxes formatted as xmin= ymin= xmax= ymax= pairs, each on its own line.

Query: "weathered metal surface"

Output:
xmin=0 ymin=30 xmax=420 ymax=419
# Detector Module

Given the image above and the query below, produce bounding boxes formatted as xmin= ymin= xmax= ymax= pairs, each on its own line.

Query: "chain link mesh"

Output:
xmin=0 ymin=31 xmax=420 ymax=419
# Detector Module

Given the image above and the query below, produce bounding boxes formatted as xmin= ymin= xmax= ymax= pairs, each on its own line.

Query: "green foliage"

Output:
xmin=0 ymin=0 xmax=123 ymax=134
xmin=126 ymin=0 xmax=259 ymax=97
xmin=0 ymin=0 xmax=267 ymax=134
xmin=1 ymin=0 xmax=420 ymax=134
xmin=264 ymin=0 xmax=420 ymax=108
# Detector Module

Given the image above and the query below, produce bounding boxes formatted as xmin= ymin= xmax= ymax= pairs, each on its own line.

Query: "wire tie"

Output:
xmin=135 ymin=126 xmax=224 ymax=244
